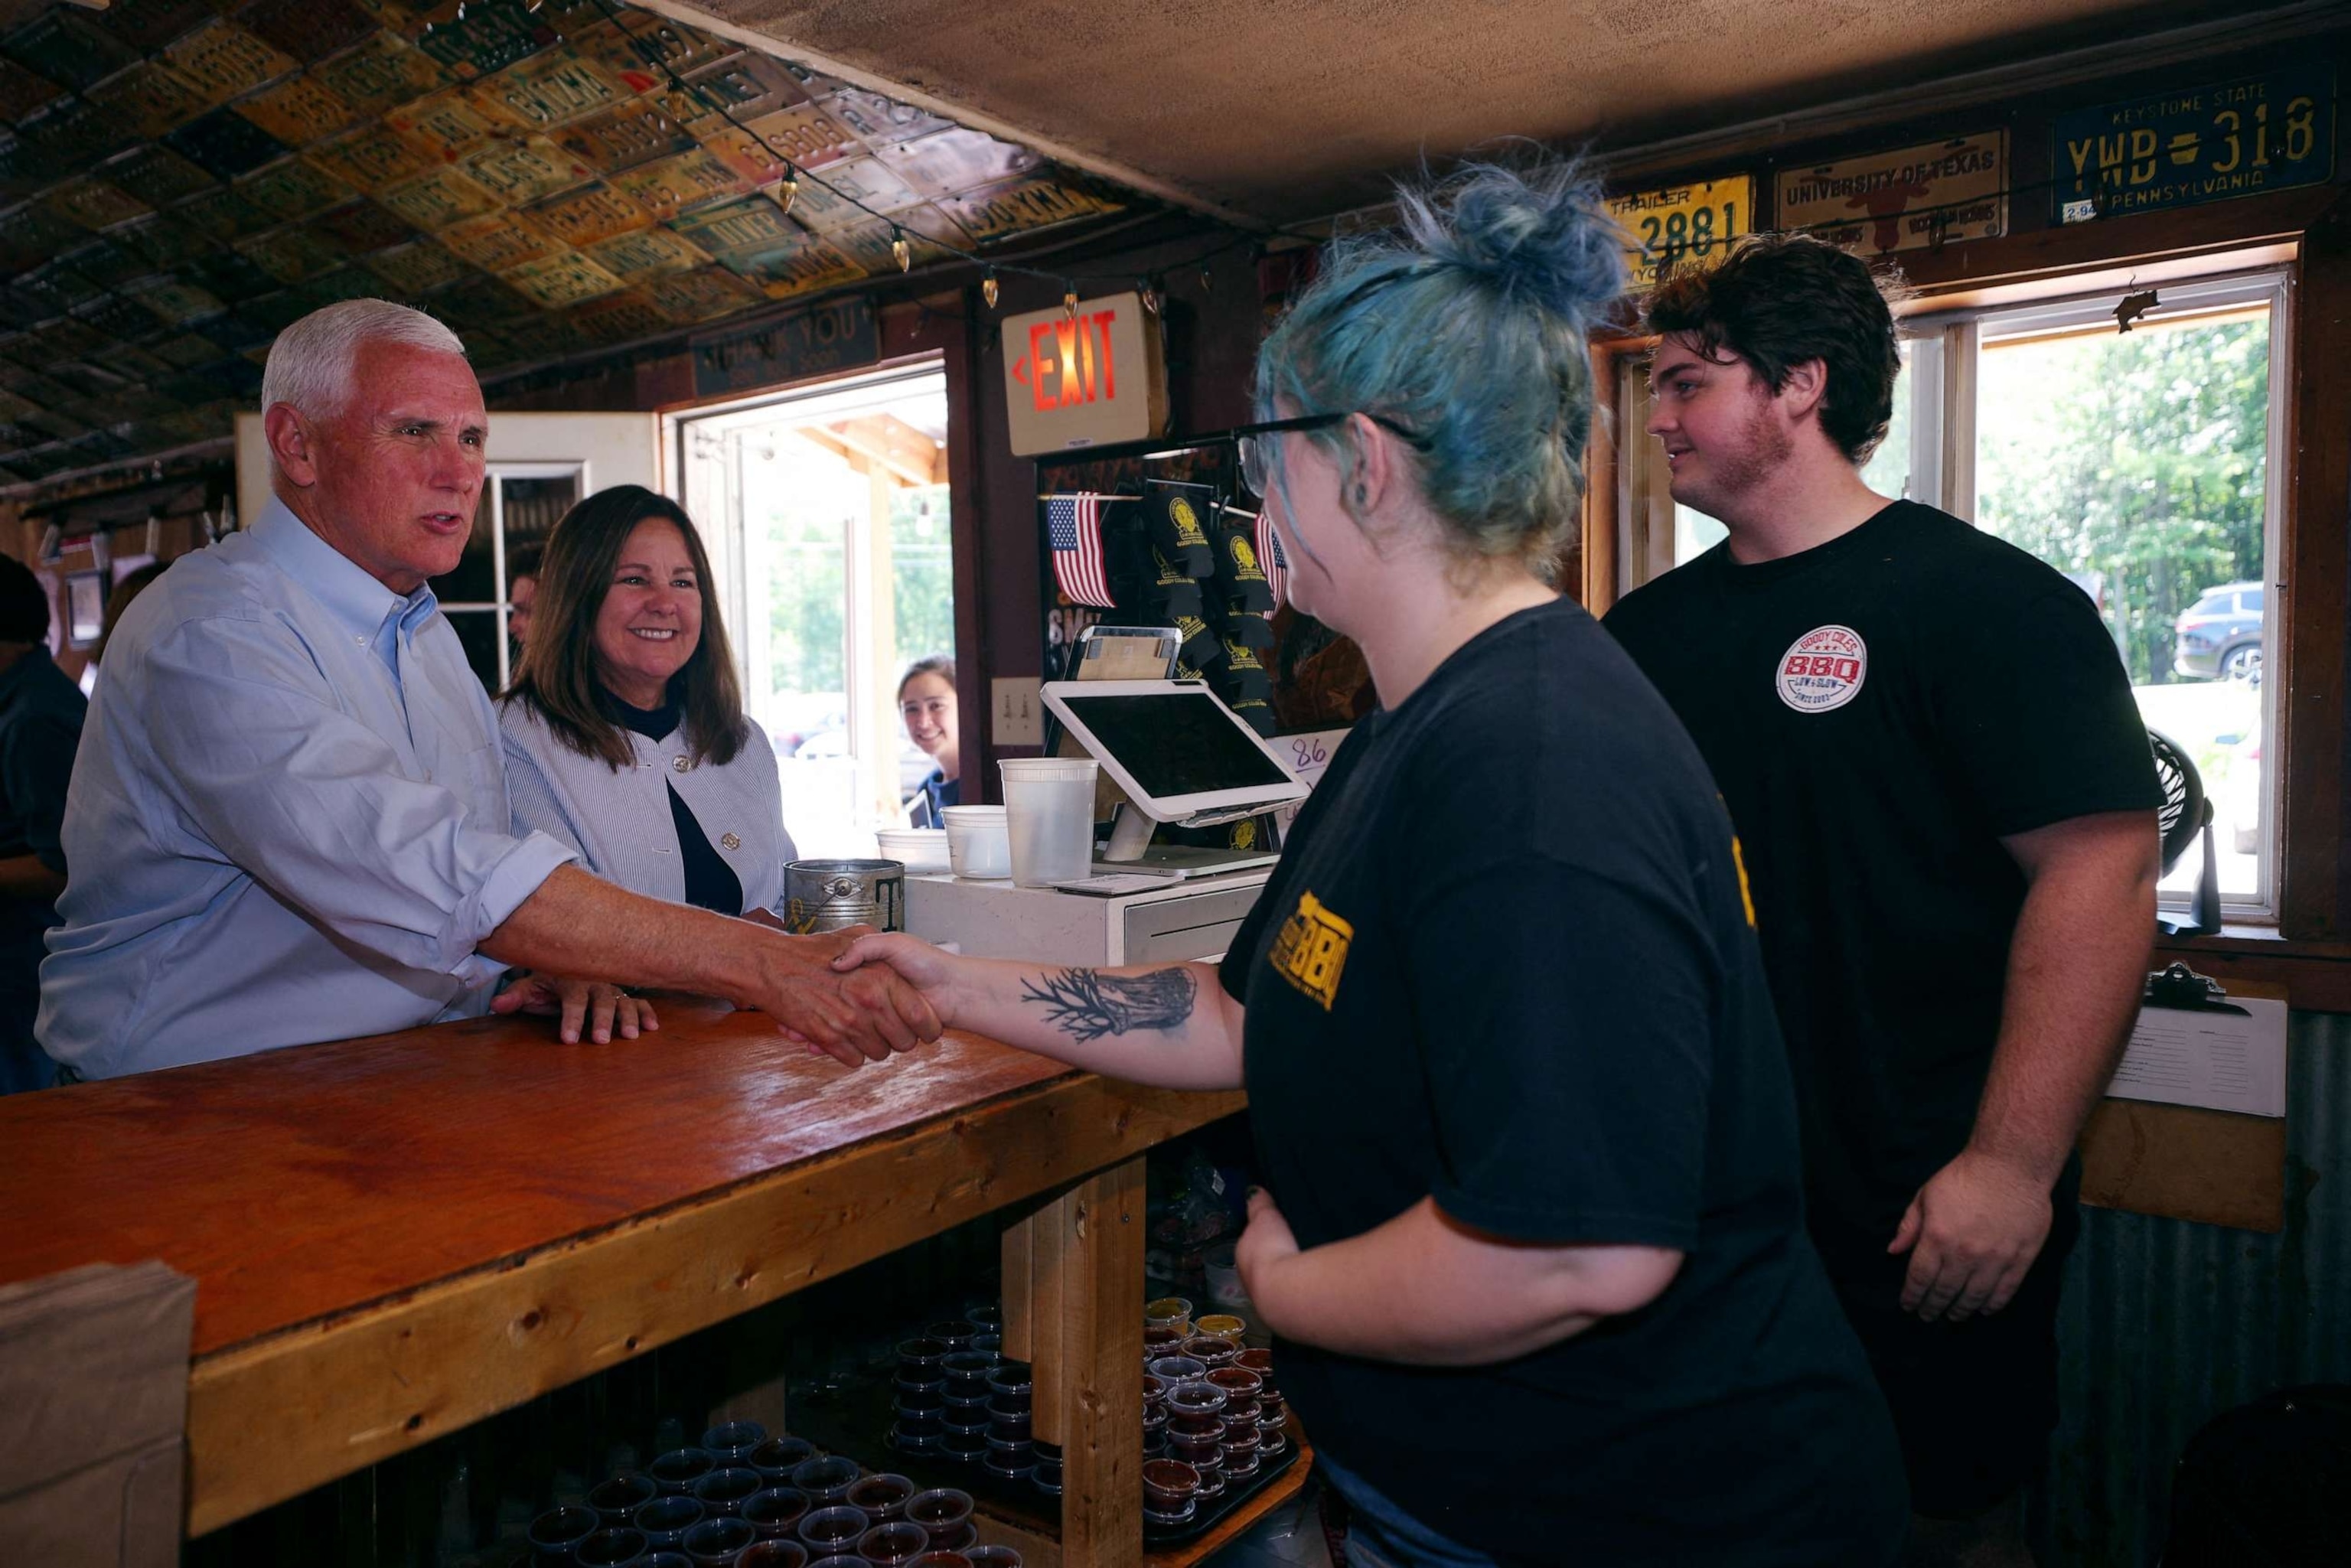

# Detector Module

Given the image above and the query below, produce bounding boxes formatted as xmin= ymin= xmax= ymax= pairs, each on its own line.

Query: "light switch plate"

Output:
xmin=991 ymin=676 xmax=1042 ymax=745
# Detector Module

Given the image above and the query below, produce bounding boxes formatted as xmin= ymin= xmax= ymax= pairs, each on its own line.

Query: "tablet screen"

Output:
xmin=1058 ymin=692 xmax=1290 ymax=799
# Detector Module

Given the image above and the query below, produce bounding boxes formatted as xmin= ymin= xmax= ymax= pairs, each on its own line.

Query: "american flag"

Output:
xmin=1228 ymin=505 xmax=1288 ymax=608
xmin=1045 ymin=493 xmax=1116 ymax=608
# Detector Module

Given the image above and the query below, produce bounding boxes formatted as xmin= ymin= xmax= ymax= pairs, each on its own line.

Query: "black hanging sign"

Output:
xmin=691 ymin=294 xmax=877 ymax=397
xmin=2054 ymin=65 xmax=2336 ymax=224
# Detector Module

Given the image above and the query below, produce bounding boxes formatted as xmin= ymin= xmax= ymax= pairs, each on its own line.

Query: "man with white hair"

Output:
xmin=40 ymin=300 xmax=938 ymax=1079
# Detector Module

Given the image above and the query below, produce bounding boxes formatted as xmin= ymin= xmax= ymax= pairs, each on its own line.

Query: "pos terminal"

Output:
xmin=1039 ymin=679 xmax=1309 ymax=874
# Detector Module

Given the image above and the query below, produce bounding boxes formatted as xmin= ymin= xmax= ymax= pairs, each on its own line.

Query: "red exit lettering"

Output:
xmin=1016 ymin=308 xmax=1120 ymax=412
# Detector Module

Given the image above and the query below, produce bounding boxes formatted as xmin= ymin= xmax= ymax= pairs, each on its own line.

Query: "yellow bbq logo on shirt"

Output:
xmin=1269 ymin=891 xmax=1352 ymax=1010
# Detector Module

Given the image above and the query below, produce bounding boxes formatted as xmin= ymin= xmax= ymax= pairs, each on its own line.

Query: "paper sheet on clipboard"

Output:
xmin=2106 ymin=996 xmax=2287 ymax=1117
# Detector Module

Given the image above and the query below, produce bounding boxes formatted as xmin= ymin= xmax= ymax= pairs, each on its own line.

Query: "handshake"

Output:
xmin=491 ymin=906 xmax=963 ymax=1066
xmin=739 ymin=922 xmax=964 ymax=1068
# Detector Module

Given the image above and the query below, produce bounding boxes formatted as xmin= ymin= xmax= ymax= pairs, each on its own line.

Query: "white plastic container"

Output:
xmin=940 ymin=805 xmax=1012 ymax=880
xmin=999 ymin=758 xmax=1099 ymax=887
xmin=874 ymin=827 xmax=952 ymax=874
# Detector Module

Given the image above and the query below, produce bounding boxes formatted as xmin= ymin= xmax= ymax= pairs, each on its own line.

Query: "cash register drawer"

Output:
xmin=1123 ymin=884 xmax=1264 ymax=963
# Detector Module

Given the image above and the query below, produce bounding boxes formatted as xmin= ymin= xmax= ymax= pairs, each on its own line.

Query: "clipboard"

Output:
xmin=2079 ymin=964 xmax=2290 ymax=1233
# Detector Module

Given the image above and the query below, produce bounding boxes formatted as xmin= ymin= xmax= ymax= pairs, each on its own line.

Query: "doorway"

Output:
xmin=675 ymin=363 xmax=954 ymax=856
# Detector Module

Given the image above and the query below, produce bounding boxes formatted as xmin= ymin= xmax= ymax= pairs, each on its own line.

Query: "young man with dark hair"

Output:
xmin=0 ymin=553 xmax=83 ymax=1093
xmin=1605 ymin=235 xmax=2163 ymax=1566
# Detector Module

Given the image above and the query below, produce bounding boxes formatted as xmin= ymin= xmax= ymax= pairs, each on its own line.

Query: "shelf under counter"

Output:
xmin=0 ymin=997 xmax=1243 ymax=1560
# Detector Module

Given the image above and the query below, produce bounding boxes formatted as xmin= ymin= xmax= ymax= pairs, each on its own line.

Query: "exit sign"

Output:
xmin=1000 ymin=291 xmax=1167 ymax=456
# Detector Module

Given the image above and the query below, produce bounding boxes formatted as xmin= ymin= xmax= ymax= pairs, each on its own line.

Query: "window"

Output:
xmin=1940 ymin=272 xmax=2281 ymax=914
xmin=675 ymin=364 xmax=954 ymax=856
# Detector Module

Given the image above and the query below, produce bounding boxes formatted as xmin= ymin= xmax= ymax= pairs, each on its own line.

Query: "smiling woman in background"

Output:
xmin=898 ymin=654 xmax=960 ymax=826
xmin=501 ymin=486 xmax=793 ymax=925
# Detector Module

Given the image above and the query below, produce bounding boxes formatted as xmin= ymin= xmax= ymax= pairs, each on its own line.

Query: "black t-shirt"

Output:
xmin=1220 ymin=599 xmax=1904 ymax=1566
xmin=1604 ymin=502 xmax=2163 ymax=1266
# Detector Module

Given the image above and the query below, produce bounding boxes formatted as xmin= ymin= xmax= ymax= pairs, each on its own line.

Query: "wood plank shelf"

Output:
xmin=0 ymin=997 xmax=1244 ymax=1560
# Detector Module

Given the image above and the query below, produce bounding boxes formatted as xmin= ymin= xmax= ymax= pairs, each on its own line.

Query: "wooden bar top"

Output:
xmin=0 ymin=1001 xmax=1243 ymax=1531
xmin=0 ymin=1000 xmax=1066 ymax=1356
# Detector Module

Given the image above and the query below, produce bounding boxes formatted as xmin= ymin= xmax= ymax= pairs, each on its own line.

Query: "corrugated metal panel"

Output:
xmin=2042 ymin=1011 xmax=2351 ymax=1566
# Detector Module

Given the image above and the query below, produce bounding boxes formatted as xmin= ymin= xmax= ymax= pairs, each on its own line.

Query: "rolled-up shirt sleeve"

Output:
xmin=139 ymin=616 xmax=574 ymax=977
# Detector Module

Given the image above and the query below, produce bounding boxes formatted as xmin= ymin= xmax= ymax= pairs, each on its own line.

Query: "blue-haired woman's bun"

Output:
xmin=1253 ymin=153 xmax=1622 ymax=585
xmin=1396 ymin=160 xmax=1625 ymax=331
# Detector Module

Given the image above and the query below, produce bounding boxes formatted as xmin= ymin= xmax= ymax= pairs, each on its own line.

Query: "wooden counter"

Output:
xmin=0 ymin=1000 xmax=1244 ymax=1560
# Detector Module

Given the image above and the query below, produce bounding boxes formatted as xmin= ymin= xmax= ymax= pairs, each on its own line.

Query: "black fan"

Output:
xmin=2150 ymin=729 xmax=2220 ymax=937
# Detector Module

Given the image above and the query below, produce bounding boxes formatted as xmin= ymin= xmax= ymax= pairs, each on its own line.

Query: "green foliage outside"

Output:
xmin=768 ymin=510 xmax=846 ymax=701
xmin=764 ymin=482 xmax=954 ymax=704
xmin=891 ymin=483 xmax=955 ymax=676
xmin=1974 ymin=314 xmax=2270 ymax=686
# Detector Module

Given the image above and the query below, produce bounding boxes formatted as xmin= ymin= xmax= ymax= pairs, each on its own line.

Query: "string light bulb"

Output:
xmin=1139 ymin=277 xmax=1162 ymax=316
xmin=1199 ymin=262 xmax=1212 ymax=295
xmin=1063 ymin=285 xmax=1080 ymax=321
xmin=778 ymin=167 xmax=799 ymax=215
xmin=892 ymin=229 xmax=911 ymax=272
xmin=982 ymin=269 xmax=999 ymax=309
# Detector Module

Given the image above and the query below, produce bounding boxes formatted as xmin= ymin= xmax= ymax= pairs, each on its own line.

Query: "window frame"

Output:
xmin=666 ymin=356 xmax=952 ymax=835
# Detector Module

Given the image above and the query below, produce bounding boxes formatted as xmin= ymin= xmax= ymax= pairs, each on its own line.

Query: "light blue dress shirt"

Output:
xmin=37 ymin=497 xmax=577 ymax=1080
xmin=501 ymin=699 xmax=794 ymax=915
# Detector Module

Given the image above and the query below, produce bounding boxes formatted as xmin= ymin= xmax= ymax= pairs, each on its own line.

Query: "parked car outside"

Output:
xmin=2173 ymin=582 xmax=2264 ymax=681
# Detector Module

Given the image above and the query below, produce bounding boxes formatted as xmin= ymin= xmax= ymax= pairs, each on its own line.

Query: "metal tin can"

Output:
xmin=784 ymin=859 xmax=905 ymax=933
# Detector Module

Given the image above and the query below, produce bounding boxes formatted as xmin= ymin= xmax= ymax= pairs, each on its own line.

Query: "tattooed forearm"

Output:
xmin=1018 ymin=967 xmax=1198 ymax=1044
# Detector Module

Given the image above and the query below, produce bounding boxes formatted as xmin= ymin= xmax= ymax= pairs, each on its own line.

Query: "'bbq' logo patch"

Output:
xmin=1775 ymin=624 xmax=1868 ymax=712
xmin=1268 ymin=890 xmax=1352 ymax=1011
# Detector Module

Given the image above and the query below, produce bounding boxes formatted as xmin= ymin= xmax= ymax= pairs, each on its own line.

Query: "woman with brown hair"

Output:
xmin=501 ymin=485 xmax=793 ymax=919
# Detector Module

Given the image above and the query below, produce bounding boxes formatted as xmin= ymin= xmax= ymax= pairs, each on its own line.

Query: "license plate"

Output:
xmin=611 ymin=148 xmax=748 ymax=220
xmin=236 ymin=158 xmax=355 ymax=223
xmin=233 ymin=73 xmax=367 ymax=148
xmin=306 ymin=126 xmax=435 ymax=191
xmin=941 ymin=175 xmax=1121 ymax=242
xmin=364 ymin=240 xmax=472 ymax=295
xmin=458 ymin=135 xmax=595 ymax=207
xmin=86 ymin=62 xmax=212 ymax=139
xmin=878 ymin=126 xmax=1039 ymax=199
xmin=505 ymin=251 xmax=627 ymax=309
xmin=439 ymin=211 xmax=562 ymax=272
xmin=477 ymin=52 xmax=626 ymax=130
xmin=558 ymin=102 xmax=699 ymax=174
xmin=376 ymin=166 xmax=506 ymax=229
xmin=523 ymin=181 xmax=654 ymax=247
xmin=585 ymin=224 xmax=713 ymax=282
xmin=311 ymin=34 xmax=454 ymax=118
xmin=163 ymin=21 xmax=298 ymax=106
xmin=667 ymin=193 xmax=797 ymax=258
xmin=642 ymin=264 xmax=762 ymax=322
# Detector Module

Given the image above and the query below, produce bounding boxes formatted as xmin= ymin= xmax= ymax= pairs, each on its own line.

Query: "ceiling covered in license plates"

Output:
xmin=0 ymin=0 xmax=1140 ymax=492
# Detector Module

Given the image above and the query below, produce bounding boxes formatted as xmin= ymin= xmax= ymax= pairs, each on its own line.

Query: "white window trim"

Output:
xmin=666 ymin=357 xmax=949 ymax=832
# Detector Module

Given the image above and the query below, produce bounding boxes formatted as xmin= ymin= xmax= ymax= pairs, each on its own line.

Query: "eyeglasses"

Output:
xmin=1234 ymin=411 xmax=1429 ymax=498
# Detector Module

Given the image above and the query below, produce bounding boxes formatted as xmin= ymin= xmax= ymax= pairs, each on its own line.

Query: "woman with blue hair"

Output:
xmin=843 ymin=161 xmax=1904 ymax=1563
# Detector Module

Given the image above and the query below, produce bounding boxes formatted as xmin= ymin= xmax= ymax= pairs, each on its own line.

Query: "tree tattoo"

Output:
xmin=1019 ymin=967 xmax=1197 ymax=1044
